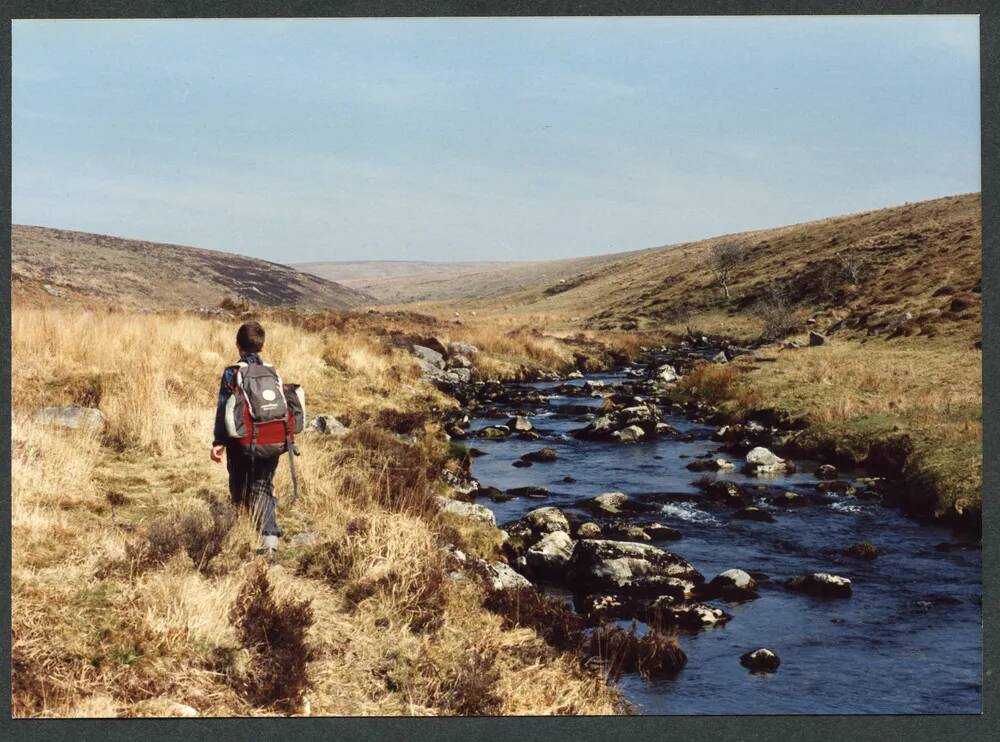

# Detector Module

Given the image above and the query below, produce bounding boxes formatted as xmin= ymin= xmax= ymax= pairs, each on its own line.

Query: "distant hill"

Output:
xmin=12 ymin=226 xmax=374 ymax=310
xmin=294 ymin=252 xmax=644 ymax=305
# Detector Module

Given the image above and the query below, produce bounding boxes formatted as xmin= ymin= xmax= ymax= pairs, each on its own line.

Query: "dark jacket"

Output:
xmin=212 ymin=353 xmax=262 ymax=445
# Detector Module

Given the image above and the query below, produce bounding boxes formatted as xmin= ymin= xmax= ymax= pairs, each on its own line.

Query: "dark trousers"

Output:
xmin=226 ymin=445 xmax=282 ymax=537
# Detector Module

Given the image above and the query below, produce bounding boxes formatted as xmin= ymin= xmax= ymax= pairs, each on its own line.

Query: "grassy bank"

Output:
xmin=11 ymin=304 xmax=633 ymax=717
xmin=672 ymin=335 xmax=982 ymax=533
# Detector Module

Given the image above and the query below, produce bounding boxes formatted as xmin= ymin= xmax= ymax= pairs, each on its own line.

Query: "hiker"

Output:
xmin=210 ymin=321 xmax=304 ymax=560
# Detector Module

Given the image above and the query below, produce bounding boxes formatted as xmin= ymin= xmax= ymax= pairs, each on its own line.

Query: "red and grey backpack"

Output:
xmin=224 ymin=361 xmax=306 ymax=459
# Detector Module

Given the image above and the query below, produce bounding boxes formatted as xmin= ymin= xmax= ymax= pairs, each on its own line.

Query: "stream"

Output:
xmin=462 ymin=362 xmax=982 ymax=715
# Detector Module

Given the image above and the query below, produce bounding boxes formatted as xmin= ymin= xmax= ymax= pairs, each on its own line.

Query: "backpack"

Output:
xmin=223 ymin=361 xmax=306 ymax=458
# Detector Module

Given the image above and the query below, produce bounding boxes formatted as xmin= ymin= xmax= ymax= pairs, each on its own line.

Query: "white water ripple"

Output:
xmin=660 ymin=501 xmax=720 ymax=525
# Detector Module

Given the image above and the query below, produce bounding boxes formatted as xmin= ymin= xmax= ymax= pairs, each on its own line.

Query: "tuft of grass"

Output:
xmin=224 ymin=563 xmax=315 ymax=712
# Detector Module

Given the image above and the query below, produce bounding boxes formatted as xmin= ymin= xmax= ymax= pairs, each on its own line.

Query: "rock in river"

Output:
xmin=740 ymin=648 xmax=780 ymax=673
xmin=733 ymin=506 xmax=776 ymax=523
xmin=525 ymin=506 xmax=570 ymax=535
xmin=647 ymin=597 xmax=732 ymax=629
xmin=478 ymin=425 xmax=511 ymax=440
xmin=507 ymin=416 xmax=534 ymax=432
xmin=815 ymin=464 xmax=839 ymax=480
xmin=845 ymin=542 xmax=887 ymax=560
xmin=521 ymin=447 xmax=558 ymax=463
xmin=568 ymin=539 xmax=704 ymax=596
xmin=588 ymin=491 xmax=631 ymax=514
xmin=785 ymin=572 xmax=853 ymax=598
xmin=577 ymin=522 xmax=603 ymax=539
xmin=702 ymin=569 xmax=759 ymax=601
xmin=744 ymin=446 xmax=790 ymax=476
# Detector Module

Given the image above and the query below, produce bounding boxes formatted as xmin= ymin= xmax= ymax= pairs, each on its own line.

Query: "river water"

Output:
xmin=467 ymin=368 xmax=982 ymax=715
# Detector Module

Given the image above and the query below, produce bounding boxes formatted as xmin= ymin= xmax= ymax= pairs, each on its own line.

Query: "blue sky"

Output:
xmin=13 ymin=16 xmax=981 ymax=263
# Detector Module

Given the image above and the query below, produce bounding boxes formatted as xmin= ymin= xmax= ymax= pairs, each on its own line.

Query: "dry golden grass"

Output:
xmin=11 ymin=304 xmax=624 ymax=718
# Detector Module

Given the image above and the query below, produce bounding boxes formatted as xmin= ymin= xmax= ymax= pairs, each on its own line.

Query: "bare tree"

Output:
xmin=707 ymin=242 xmax=745 ymax=301
xmin=835 ymin=250 xmax=867 ymax=286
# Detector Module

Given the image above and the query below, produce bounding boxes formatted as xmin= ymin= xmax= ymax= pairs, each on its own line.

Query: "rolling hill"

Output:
xmin=293 ymin=251 xmax=648 ymax=305
xmin=12 ymin=225 xmax=374 ymax=311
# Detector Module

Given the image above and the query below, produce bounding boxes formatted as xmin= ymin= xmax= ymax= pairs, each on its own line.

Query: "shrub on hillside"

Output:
xmin=751 ymin=283 xmax=796 ymax=341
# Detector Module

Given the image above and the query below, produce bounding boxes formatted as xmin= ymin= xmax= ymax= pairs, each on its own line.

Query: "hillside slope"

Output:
xmin=424 ymin=193 xmax=981 ymax=346
xmin=13 ymin=225 xmax=374 ymax=310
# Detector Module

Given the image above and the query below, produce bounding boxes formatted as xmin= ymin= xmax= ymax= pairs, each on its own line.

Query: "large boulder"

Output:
xmin=435 ymin=496 xmax=497 ymax=527
xmin=413 ymin=344 xmax=446 ymax=371
xmin=577 ymin=522 xmax=603 ymax=539
xmin=785 ymin=572 xmax=852 ymax=598
xmin=740 ymin=648 xmax=780 ymax=673
xmin=701 ymin=569 xmax=759 ymax=601
xmin=35 ymin=406 xmax=105 ymax=432
xmin=525 ymin=506 xmax=570 ymax=535
xmin=744 ymin=446 xmax=789 ymax=476
xmin=484 ymin=561 xmax=532 ymax=591
xmin=568 ymin=539 xmax=704 ymax=596
xmin=525 ymin=531 xmax=574 ymax=578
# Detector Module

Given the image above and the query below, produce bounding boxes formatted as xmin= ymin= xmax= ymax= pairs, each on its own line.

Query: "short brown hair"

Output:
xmin=236 ymin=321 xmax=265 ymax=353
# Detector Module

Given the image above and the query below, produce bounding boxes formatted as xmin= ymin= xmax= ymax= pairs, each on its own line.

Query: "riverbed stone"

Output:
xmin=785 ymin=572 xmax=853 ymax=598
xmin=740 ymin=648 xmax=780 ymax=673
xmin=477 ymin=425 xmax=511 ymax=440
xmin=577 ymin=522 xmax=603 ymax=539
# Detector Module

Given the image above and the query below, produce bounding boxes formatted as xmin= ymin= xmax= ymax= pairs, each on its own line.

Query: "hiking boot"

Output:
xmin=263 ymin=534 xmax=279 ymax=563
